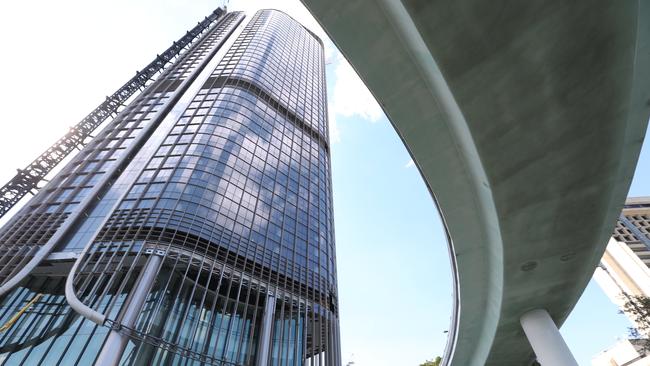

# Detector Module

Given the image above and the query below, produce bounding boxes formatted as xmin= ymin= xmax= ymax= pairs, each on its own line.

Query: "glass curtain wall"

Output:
xmin=0 ymin=9 xmax=339 ymax=366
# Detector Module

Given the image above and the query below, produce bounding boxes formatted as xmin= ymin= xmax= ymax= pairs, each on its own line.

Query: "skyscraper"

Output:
xmin=593 ymin=197 xmax=650 ymax=365
xmin=594 ymin=197 xmax=650 ymax=317
xmin=0 ymin=8 xmax=340 ymax=366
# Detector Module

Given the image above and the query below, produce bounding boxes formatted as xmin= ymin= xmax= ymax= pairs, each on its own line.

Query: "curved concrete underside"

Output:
xmin=301 ymin=1 xmax=650 ymax=365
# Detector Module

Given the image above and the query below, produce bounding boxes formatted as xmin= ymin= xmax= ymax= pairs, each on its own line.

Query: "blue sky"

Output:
xmin=0 ymin=1 xmax=647 ymax=365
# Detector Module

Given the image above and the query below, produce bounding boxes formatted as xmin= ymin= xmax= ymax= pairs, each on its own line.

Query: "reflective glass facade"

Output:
xmin=0 ymin=9 xmax=339 ymax=366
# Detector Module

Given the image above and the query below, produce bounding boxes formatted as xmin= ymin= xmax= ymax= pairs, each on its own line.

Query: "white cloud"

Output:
xmin=405 ymin=159 xmax=415 ymax=168
xmin=330 ymin=54 xmax=383 ymax=124
xmin=329 ymin=115 xmax=342 ymax=143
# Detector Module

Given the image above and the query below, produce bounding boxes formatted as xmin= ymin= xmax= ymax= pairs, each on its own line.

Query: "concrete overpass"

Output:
xmin=300 ymin=1 xmax=650 ymax=365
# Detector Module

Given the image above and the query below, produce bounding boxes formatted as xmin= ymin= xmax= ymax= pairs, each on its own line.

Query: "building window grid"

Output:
xmin=73 ymin=20 xmax=260 ymax=364
xmin=0 ymin=10 xmax=338 ymax=366
xmin=615 ymin=214 xmax=650 ymax=269
xmin=0 ymin=12 xmax=242 ymax=261
xmin=130 ymin=9 xmax=330 ymax=364
xmin=0 ymin=92 xmax=167 ymax=252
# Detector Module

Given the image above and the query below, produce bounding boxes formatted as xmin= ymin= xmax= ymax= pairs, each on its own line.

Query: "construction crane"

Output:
xmin=0 ymin=7 xmax=227 ymax=220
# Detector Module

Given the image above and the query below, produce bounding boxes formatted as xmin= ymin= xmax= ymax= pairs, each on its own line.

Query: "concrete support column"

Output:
xmin=95 ymin=254 xmax=163 ymax=366
xmin=520 ymin=309 xmax=578 ymax=366
xmin=256 ymin=294 xmax=276 ymax=366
